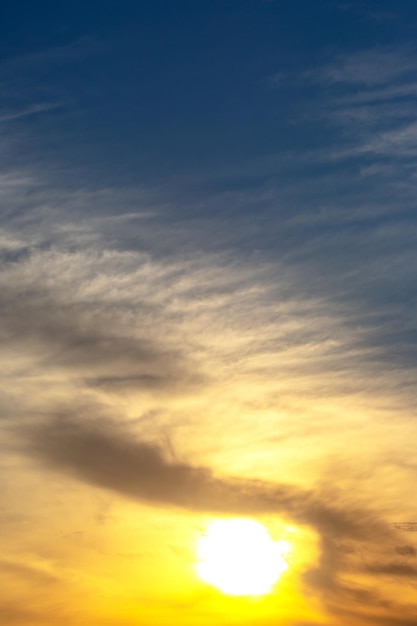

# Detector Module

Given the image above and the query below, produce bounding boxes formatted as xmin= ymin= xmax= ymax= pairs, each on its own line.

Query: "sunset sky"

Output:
xmin=1 ymin=1 xmax=417 ymax=625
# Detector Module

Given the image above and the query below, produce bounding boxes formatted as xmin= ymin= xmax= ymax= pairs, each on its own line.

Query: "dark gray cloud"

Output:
xmin=396 ymin=545 xmax=416 ymax=557
xmin=328 ymin=605 xmax=417 ymax=626
xmin=365 ymin=562 xmax=417 ymax=577
xmin=372 ymin=618 xmax=417 ymax=626
xmin=24 ymin=416 xmax=375 ymax=539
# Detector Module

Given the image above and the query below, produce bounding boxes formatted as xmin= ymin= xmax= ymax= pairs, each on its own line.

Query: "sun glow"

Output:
xmin=196 ymin=519 xmax=290 ymax=596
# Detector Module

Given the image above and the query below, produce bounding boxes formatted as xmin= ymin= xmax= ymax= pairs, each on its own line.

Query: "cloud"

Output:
xmin=365 ymin=562 xmax=417 ymax=577
xmin=0 ymin=279 xmax=198 ymax=392
xmin=0 ymin=243 xmax=208 ymax=400
xmin=21 ymin=415 xmax=417 ymax=625
xmin=302 ymin=46 xmax=417 ymax=166
xmin=396 ymin=545 xmax=416 ymax=557
xmin=315 ymin=47 xmax=417 ymax=87
xmin=23 ymin=416 xmax=376 ymax=538
xmin=0 ymin=559 xmax=59 ymax=585
xmin=0 ymin=103 xmax=61 ymax=123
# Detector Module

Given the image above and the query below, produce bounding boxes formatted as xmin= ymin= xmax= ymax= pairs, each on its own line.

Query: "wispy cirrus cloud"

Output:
xmin=0 ymin=102 xmax=61 ymax=123
xmin=314 ymin=47 xmax=417 ymax=86
xmin=305 ymin=46 xmax=417 ymax=161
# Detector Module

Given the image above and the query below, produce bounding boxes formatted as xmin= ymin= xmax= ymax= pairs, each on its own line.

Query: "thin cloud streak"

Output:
xmin=0 ymin=103 xmax=61 ymax=123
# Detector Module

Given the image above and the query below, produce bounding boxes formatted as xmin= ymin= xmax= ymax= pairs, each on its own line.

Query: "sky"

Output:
xmin=1 ymin=1 xmax=417 ymax=624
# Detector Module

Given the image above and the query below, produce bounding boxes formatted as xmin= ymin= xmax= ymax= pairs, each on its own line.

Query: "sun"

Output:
xmin=195 ymin=518 xmax=290 ymax=596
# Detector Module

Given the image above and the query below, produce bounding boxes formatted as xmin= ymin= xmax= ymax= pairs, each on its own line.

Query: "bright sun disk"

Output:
xmin=196 ymin=519 xmax=290 ymax=596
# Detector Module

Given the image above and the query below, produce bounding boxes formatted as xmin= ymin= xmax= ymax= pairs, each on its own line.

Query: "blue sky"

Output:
xmin=3 ymin=0 xmax=417 ymax=181
xmin=1 ymin=2 xmax=417 ymax=626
